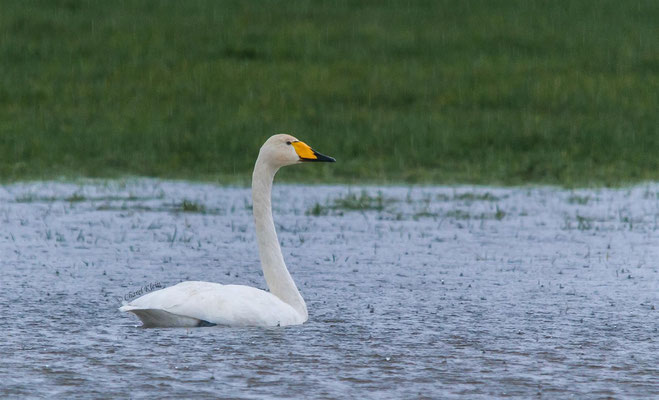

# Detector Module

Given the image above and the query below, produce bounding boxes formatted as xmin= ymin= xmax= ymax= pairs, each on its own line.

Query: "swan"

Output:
xmin=119 ymin=134 xmax=335 ymax=327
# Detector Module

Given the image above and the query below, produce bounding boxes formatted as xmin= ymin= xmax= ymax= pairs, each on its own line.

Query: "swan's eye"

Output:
xmin=286 ymin=141 xmax=292 ymax=145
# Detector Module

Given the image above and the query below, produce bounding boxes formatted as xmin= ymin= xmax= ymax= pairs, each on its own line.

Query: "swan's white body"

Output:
xmin=119 ymin=282 xmax=305 ymax=327
xmin=119 ymin=134 xmax=334 ymax=328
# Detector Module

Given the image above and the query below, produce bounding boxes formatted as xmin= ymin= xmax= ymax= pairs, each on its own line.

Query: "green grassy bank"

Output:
xmin=1 ymin=0 xmax=658 ymax=185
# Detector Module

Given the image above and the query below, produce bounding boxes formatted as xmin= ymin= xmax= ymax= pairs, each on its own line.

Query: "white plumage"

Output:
xmin=119 ymin=134 xmax=335 ymax=327
xmin=119 ymin=282 xmax=304 ymax=327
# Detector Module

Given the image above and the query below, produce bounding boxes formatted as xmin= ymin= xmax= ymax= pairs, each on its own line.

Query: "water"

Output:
xmin=1 ymin=179 xmax=657 ymax=399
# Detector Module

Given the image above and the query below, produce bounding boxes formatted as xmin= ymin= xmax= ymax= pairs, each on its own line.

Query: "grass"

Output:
xmin=307 ymin=190 xmax=507 ymax=220
xmin=567 ymin=194 xmax=591 ymax=205
xmin=445 ymin=210 xmax=472 ymax=220
xmin=453 ymin=192 xmax=500 ymax=202
xmin=1 ymin=0 xmax=658 ymax=185
xmin=180 ymin=199 xmax=206 ymax=213
xmin=494 ymin=206 xmax=506 ymax=221
xmin=66 ymin=193 xmax=86 ymax=203
xmin=332 ymin=191 xmax=395 ymax=211
xmin=576 ymin=214 xmax=593 ymax=231
xmin=306 ymin=190 xmax=396 ymax=215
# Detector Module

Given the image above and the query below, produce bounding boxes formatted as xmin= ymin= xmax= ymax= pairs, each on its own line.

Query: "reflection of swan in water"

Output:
xmin=119 ymin=134 xmax=335 ymax=327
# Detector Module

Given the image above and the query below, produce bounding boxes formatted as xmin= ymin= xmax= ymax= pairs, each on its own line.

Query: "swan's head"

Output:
xmin=259 ymin=134 xmax=336 ymax=168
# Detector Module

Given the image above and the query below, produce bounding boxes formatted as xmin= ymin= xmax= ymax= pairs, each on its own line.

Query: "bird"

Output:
xmin=119 ymin=134 xmax=335 ymax=327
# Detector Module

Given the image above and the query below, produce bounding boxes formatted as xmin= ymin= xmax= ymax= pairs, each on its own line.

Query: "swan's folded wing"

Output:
xmin=120 ymin=281 xmax=303 ymax=327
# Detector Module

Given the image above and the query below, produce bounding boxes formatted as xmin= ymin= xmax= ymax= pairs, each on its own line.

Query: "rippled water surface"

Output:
xmin=1 ymin=180 xmax=658 ymax=399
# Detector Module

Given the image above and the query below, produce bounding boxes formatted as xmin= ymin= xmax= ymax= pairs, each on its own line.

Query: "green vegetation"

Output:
xmin=567 ymin=194 xmax=591 ymax=205
xmin=1 ymin=0 xmax=658 ymax=185
xmin=306 ymin=190 xmax=396 ymax=215
xmin=453 ymin=192 xmax=500 ymax=202
xmin=494 ymin=206 xmax=506 ymax=221
xmin=66 ymin=193 xmax=86 ymax=203
xmin=332 ymin=191 xmax=395 ymax=211
xmin=307 ymin=189 xmax=507 ymax=220
xmin=180 ymin=199 xmax=206 ymax=213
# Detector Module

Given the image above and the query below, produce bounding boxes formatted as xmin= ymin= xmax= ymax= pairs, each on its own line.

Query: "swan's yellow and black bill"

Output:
xmin=292 ymin=141 xmax=336 ymax=162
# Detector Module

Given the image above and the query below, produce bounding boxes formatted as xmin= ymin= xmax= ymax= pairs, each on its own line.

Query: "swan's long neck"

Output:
xmin=251 ymin=157 xmax=308 ymax=320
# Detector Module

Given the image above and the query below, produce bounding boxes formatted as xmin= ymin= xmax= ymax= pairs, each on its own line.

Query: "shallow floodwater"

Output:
xmin=1 ymin=179 xmax=657 ymax=399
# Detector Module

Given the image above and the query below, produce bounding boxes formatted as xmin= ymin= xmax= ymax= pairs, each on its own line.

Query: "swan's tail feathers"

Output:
xmin=119 ymin=306 xmax=216 ymax=328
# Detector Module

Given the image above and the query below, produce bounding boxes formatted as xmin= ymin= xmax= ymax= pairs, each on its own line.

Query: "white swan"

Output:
xmin=119 ymin=134 xmax=335 ymax=327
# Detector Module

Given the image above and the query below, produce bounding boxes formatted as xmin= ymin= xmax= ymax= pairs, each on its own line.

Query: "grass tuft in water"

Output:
xmin=15 ymin=194 xmax=56 ymax=203
xmin=306 ymin=202 xmax=329 ymax=217
xmin=66 ymin=193 xmax=86 ymax=203
xmin=495 ymin=206 xmax=506 ymax=221
xmin=454 ymin=192 xmax=500 ymax=202
xmin=445 ymin=210 xmax=472 ymax=220
xmin=333 ymin=191 xmax=396 ymax=211
xmin=307 ymin=191 xmax=397 ymax=216
xmin=413 ymin=210 xmax=439 ymax=220
xmin=568 ymin=195 xmax=591 ymax=205
xmin=15 ymin=194 xmax=37 ymax=203
xmin=180 ymin=200 xmax=206 ymax=213
xmin=576 ymin=214 xmax=593 ymax=230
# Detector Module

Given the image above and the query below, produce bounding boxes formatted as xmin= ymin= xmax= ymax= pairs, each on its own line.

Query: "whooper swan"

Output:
xmin=119 ymin=134 xmax=335 ymax=327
